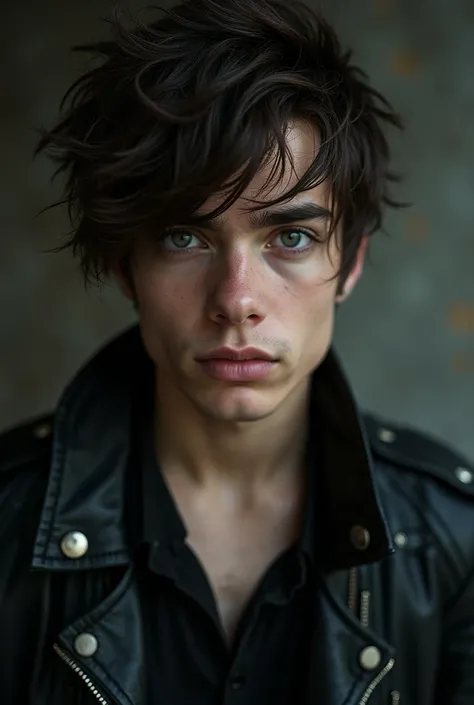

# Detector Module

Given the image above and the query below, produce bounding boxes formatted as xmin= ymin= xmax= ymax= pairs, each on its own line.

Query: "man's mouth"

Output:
xmin=197 ymin=347 xmax=276 ymax=362
xmin=196 ymin=348 xmax=278 ymax=382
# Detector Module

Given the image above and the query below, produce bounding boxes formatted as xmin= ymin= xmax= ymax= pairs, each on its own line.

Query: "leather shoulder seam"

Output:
xmin=363 ymin=413 xmax=474 ymax=498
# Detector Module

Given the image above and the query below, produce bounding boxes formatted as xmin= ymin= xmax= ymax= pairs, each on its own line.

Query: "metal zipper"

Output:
xmin=348 ymin=567 xmax=358 ymax=613
xmin=360 ymin=590 xmax=371 ymax=628
xmin=390 ymin=690 xmax=401 ymax=704
xmin=53 ymin=643 xmax=109 ymax=704
xmin=358 ymin=658 xmax=395 ymax=705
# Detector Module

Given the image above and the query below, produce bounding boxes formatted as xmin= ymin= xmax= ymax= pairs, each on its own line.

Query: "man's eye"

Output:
xmin=274 ymin=230 xmax=314 ymax=249
xmin=162 ymin=231 xmax=201 ymax=249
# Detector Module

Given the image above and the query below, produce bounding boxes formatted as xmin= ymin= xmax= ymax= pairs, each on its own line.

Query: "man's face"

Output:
xmin=124 ymin=121 xmax=365 ymax=422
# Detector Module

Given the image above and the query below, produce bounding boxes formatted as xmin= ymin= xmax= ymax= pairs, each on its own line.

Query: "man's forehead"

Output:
xmin=196 ymin=119 xmax=324 ymax=216
xmin=195 ymin=179 xmax=332 ymax=223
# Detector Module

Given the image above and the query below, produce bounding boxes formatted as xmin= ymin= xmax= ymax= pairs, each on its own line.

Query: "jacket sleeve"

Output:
xmin=0 ymin=417 xmax=53 ymax=704
xmin=435 ymin=568 xmax=474 ymax=705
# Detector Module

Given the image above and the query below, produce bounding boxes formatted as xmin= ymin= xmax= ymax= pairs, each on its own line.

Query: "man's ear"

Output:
xmin=335 ymin=235 xmax=368 ymax=303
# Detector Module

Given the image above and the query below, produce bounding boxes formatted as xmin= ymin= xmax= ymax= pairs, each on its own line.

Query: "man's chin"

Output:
xmin=195 ymin=387 xmax=281 ymax=424
xmin=205 ymin=406 xmax=276 ymax=424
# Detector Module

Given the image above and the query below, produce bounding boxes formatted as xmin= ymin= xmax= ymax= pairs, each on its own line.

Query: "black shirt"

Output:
xmin=133 ymin=401 xmax=319 ymax=705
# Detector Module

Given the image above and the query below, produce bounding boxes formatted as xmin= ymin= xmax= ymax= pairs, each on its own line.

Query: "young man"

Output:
xmin=1 ymin=0 xmax=473 ymax=703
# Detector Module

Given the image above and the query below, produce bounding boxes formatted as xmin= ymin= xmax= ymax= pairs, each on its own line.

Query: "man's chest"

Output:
xmin=163 ymin=474 xmax=304 ymax=640
xmin=185 ymin=513 xmax=299 ymax=640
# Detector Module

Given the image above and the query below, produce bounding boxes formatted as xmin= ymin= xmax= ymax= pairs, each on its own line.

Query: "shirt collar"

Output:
xmin=139 ymin=391 xmax=187 ymax=549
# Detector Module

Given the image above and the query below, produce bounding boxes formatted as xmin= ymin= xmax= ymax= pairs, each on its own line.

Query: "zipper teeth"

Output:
xmin=358 ymin=658 xmax=395 ymax=705
xmin=348 ymin=567 xmax=358 ymax=612
xmin=360 ymin=590 xmax=371 ymax=628
xmin=53 ymin=643 xmax=109 ymax=705
xmin=391 ymin=690 xmax=401 ymax=705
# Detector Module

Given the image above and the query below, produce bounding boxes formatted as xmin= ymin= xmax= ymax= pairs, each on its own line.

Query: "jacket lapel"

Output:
xmin=301 ymin=568 xmax=395 ymax=705
xmin=54 ymin=567 xmax=146 ymax=705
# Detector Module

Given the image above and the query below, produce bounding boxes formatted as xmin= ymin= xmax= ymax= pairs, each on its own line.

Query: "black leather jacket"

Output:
xmin=1 ymin=327 xmax=473 ymax=705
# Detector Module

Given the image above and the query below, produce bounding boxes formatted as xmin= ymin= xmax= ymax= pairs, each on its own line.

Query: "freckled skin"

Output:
xmin=117 ymin=121 xmax=367 ymax=425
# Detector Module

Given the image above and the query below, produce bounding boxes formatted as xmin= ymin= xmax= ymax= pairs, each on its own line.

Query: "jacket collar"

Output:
xmin=32 ymin=326 xmax=392 ymax=572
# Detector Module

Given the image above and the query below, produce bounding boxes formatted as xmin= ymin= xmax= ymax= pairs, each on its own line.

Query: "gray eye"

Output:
xmin=280 ymin=231 xmax=304 ymax=248
xmin=170 ymin=232 xmax=193 ymax=248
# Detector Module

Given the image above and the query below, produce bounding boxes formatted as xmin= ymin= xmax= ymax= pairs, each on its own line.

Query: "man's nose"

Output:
xmin=207 ymin=250 xmax=267 ymax=326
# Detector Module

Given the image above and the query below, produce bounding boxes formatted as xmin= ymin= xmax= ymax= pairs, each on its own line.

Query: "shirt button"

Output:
xmin=60 ymin=531 xmax=89 ymax=559
xmin=229 ymin=675 xmax=245 ymax=690
xmin=74 ymin=633 xmax=98 ymax=657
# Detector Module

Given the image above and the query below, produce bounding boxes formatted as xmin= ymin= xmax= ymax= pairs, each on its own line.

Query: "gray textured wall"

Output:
xmin=1 ymin=0 xmax=473 ymax=459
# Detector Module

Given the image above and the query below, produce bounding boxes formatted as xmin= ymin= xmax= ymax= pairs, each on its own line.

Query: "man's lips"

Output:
xmin=196 ymin=348 xmax=278 ymax=381
xmin=196 ymin=347 xmax=276 ymax=362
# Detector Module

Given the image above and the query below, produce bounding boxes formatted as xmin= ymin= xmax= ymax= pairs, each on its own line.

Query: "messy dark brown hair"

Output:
xmin=36 ymin=0 xmax=403 ymax=287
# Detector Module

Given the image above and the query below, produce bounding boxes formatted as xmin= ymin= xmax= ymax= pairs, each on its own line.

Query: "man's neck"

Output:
xmin=152 ymin=374 xmax=311 ymax=490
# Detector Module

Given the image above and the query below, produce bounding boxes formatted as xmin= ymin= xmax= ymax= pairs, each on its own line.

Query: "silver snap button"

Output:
xmin=394 ymin=532 xmax=408 ymax=548
xmin=455 ymin=467 xmax=473 ymax=485
xmin=60 ymin=531 xmax=89 ymax=559
xmin=33 ymin=423 xmax=52 ymax=440
xmin=74 ymin=633 xmax=98 ymax=658
xmin=378 ymin=428 xmax=396 ymax=443
xmin=359 ymin=645 xmax=382 ymax=671
xmin=350 ymin=525 xmax=371 ymax=551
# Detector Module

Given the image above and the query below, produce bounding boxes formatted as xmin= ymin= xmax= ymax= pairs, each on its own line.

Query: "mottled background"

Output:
xmin=1 ymin=0 xmax=473 ymax=458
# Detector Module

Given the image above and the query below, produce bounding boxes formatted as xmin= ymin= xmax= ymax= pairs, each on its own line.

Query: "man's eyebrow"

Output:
xmin=248 ymin=202 xmax=332 ymax=229
xmin=186 ymin=202 xmax=332 ymax=231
